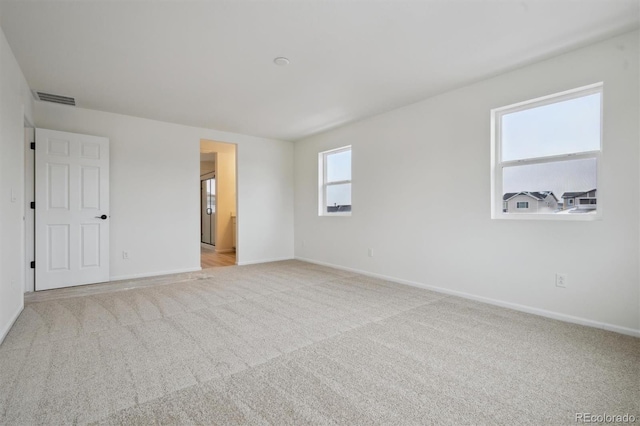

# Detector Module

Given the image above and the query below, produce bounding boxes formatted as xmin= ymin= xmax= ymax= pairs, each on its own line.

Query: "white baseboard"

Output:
xmin=110 ymin=266 xmax=202 ymax=282
xmin=0 ymin=301 xmax=24 ymax=346
xmin=295 ymin=256 xmax=640 ymax=338
xmin=237 ymin=256 xmax=293 ymax=266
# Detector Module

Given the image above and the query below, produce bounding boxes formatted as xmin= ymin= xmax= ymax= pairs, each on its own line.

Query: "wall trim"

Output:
xmin=215 ymin=248 xmax=235 ymax=254
xmin=237 ymin=256 xmax=294 ymax=266
xmin=295 ymin=256 xmax=640 ymax=338
xmin=0 ymin=301 xmax=24 ymax=346
xmin=110 ymin=266 xmax=202 ymax=282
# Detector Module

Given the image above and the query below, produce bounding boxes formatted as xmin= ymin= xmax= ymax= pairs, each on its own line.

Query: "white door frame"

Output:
xmin=24 ymin=124 xmax=35 ymax=292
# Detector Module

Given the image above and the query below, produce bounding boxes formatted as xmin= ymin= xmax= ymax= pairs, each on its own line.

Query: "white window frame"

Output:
xmin=491 ymin=82 xmax=603 ymax=221
xmin=516 ymin=201 xmax=529 ymax=209
xmin=318 ymin=145 xmax=352 ymax=216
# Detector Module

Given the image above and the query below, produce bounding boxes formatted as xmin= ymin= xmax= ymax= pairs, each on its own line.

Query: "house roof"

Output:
xmin=503 ymin=191 xmax=557 ymax=202
xmin=561 ymin=189 xmax=596 ymax=199
xmin=327 ymin=205 xmax=352 ymax=213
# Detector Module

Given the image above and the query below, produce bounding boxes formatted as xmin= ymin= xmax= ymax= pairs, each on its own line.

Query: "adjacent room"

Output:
xmin=0 ymin=1 xmax=638 ymax=424
xmin=200 ymin=139 xmax=237 ymax=268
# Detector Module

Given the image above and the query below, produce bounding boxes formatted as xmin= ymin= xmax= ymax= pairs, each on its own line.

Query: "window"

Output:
xmin=319 ymin=146 xmax=351 ymax=215
xmin=492 ymin=83 xmax=602 ymax=219
xmin=516 ymin=202 xmax=529 ymax=209
xmin=206 ymin=178 xmax=215 ymax=214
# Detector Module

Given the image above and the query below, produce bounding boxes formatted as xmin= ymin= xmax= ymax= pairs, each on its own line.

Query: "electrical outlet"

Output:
xmin=122 ymin=251 xmax=130 ymax=260
xmin=368 ymin=248 xmax=374 ymax=257
xmin=556 ymin=273 xmax=567 ymax=288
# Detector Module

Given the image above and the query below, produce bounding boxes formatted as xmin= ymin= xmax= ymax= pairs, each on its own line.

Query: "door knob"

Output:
xmin=95 ymin=214 xmax=108 ymax=220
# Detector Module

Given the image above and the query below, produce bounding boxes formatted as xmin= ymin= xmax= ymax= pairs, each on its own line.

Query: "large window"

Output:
xmin=492 ymin=83 xmax=602 ymax=219
xmin=319 ymin=146 xmax=351 ymax=215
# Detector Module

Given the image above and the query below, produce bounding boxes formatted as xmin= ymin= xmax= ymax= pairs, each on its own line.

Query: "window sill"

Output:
xmin=320 ymin=213 xmax=352 ymax=217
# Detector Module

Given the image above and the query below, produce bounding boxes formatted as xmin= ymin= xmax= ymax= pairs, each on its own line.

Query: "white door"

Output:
xmin=35 ymin=129 xmax=110 ymax=290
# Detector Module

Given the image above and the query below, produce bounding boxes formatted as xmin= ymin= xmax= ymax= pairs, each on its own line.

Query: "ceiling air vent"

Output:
xmin=33 ymin=91 xmax=76 ymax=106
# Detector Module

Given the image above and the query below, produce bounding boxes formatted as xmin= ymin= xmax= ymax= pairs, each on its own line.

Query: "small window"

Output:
xmin=319 ymin=146 xmax=351 ymax=215
xmin=579 ymin=199 xmax=597 ymax=205
xmin=516 ymin=201 xmax=529 ymax=209
xmin=492 ymin=83 xmax=602 ymax=219
xmin=206 ymin=179 xmax=215 ymax=214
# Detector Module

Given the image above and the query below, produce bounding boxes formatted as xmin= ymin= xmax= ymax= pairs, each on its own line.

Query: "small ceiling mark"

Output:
xmin=273 ymin=57 xmax=290 ymax=66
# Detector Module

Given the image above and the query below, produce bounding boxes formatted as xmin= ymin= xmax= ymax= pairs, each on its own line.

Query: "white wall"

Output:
xmin=35 ymin=103 xmax=294 ymax=280
xmin=294 ymin=31 xmax=640 ymax=335
xmin=0 ymin=23 xmax=33 ymax=343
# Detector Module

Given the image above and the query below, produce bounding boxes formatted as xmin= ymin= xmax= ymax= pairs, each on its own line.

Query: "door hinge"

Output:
xmin=30 ymin=201 xmax=35 ymax=209
xmin=30 ymin=261 xmax=35 ymax=269
xmin=30 ymin=142 xmax=35 ymax=150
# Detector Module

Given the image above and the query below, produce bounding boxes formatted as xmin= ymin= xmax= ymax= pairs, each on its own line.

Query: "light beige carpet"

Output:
xmin=0 ymin=260 xmax=638 ymax=425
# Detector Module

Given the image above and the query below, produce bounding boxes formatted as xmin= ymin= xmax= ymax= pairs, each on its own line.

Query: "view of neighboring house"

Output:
xmin=561 ymin=189 xmax=597 ymax=210
xmin=503 ymin=191 xmax=558 ymax=213
xmin=327 ymin=204 xmax=352 ymax=213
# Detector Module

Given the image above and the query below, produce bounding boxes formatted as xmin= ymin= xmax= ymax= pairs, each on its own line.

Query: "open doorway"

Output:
xmin=200 ymin=140 xmax=237 ymax=268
